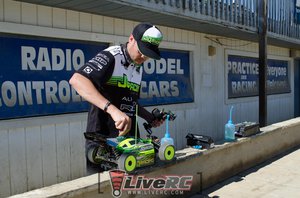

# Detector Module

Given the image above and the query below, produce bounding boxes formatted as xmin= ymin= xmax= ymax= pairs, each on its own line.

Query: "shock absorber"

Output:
xmin=112 ymin=147 xmax=121 ymax=158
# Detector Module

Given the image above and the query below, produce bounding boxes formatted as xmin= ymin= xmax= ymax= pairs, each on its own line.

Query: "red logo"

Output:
xmin=109 ymin=170 xmax=126 ymax=197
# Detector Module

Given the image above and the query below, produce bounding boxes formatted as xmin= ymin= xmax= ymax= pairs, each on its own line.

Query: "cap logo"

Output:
xmin=141 ymin=26 xmax=162 ymax=46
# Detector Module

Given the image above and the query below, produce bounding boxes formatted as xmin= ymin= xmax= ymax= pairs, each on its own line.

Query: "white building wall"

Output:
xmin=0 ymin=0 xmax=294 ymax=196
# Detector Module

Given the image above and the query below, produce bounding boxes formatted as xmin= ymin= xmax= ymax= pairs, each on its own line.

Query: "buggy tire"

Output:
xmin=158 ymin=144 xmax=175 ymax=161
xmin=87 ymin=146 xmax=101 ymax=164
xmin=118 ymin=154 xmax=137 ymax=173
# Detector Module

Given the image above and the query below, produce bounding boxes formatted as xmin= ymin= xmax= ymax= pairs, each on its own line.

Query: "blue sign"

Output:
xmin=0 ymin=34 xmax=108 ymax=120
xmin=227 ymin=55 xmax=290 ymax=98
xmin=139 ymin=49 xmax=194 ymax=106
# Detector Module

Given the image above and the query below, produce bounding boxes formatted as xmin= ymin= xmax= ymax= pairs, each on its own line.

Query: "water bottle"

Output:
xmin=225 ymin=106 xmax=235 ymax=141
xmin=160 ymin=115 xmax=174 ymax=146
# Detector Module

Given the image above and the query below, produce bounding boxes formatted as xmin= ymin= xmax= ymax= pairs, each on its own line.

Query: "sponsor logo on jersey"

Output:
xmin=107 ymin=74 xmax=140 ymax=92
xmin=83 ymin=66 xmax=93 ymax=74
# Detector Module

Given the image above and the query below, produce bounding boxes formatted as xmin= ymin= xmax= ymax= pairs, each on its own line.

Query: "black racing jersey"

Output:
xmin=76 ymin=44 xmax=142 ymax=137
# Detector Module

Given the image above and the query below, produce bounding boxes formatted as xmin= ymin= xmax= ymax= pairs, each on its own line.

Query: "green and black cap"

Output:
xmin=132 ymin=22 xmax=163 ymax=60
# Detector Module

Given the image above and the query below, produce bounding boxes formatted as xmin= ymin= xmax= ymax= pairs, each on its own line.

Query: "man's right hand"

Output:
xmin=69 ymin=73 xmax=132 ymax=136
xmin=106 ymin=105 xmax=132 ymax=136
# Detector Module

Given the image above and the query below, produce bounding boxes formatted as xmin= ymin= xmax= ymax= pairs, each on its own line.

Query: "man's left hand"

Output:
xmin=151 ymin=119 xmax=164 ymax=128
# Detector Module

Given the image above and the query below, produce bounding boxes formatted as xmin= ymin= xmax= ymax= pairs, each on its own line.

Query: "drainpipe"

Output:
xmin=258 ymin=0 xmax=268 ymax=127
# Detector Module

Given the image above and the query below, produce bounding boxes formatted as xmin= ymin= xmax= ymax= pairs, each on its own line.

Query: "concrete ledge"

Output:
xmin=10 ymin=117 xmax=300 ymax=198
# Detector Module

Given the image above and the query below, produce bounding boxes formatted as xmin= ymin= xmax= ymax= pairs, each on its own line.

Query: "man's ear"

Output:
xmin=129 ymin=34 xmax=134 ymax=42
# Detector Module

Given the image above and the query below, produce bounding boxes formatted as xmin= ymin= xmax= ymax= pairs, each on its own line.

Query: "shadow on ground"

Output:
xmin=189 ymin=145 xmax=300 ymax=198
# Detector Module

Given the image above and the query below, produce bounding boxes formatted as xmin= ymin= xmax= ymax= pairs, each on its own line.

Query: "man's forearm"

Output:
xmin=138 ymin=105 xmax=154 ymax=123
xmin=69 ymin=73 xmax=109 ymax=110
xmin=69 ymin=73 xmax=132 ymax=134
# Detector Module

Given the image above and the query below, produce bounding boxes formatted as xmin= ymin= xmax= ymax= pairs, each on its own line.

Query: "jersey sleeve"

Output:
xmin=76 ymin=50 xmax=115 ymax=88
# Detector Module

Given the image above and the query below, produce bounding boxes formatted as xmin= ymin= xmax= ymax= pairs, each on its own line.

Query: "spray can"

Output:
xmin=225 ymin=106 xmax=235 ymax=141
xmin=160 ymin=115 xmax=174 ymax=146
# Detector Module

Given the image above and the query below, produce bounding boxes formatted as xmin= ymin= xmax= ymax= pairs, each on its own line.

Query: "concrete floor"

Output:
xmin=190 ymin=146 xmax=300 ymax=198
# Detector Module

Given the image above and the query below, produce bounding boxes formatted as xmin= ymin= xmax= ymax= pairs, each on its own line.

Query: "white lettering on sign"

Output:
xmin=140 ymin=58 xmax=184 ymax=99
xmin=140 ymin=81 xmax=179 ymax=99
xmin=52 ymin=48 xmax=65 ymax=71
xmin=231 ymin=81 xmax=257 ymax=94
xmin=143 ymin=58 xmax=184 ymax=74
xmin=21 ymin=46 xmax=85 ymax=71
xmin=32 ymin=81 xmax=44 ymax=104
xmin=45 ymin=81 xmax=59 ymax=104
xmin=37 ymin=47 xmax=51 ymax=70
xmin=227 ymin=61 xmax=259 ymax=75
xmin=0 ymin=80 xmax=84 ymax=107
xmin=18 ymin=81 xmax=33 ymax=106
xmin=1 ymin=81 xmax=17 ymax=107
xmin=228 ymin=60 xmax=287 ymax=77
xmin=267 ymin=66 xmax=287 ymax=77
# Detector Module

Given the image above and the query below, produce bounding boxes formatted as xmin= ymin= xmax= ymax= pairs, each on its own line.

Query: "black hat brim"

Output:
xmin=137 ymin=40 xmax=161 ymax=60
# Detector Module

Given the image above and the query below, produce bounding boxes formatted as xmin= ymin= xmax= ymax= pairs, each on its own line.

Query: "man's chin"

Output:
xmin=134 ymin=60 xmax=144 ymax=65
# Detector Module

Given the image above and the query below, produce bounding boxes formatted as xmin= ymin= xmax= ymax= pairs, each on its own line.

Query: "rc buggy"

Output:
xmin=84 ymin=109 xmax=176 ymax=173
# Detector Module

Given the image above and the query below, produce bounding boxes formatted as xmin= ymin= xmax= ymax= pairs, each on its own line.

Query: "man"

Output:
xmin=69 ymin=22 xmax=164 ymax=167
